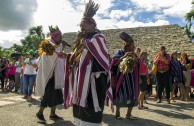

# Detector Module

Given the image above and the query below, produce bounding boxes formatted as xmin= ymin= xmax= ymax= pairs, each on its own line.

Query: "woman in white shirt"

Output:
xmin=23 ymin=50 xmax=38 ymax=100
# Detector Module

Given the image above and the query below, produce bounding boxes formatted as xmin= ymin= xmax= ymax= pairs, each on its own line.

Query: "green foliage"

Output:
xmin=10 ymin=25 xmax=45 ymax=56
xmin=181 ymin=23 xmax=194 ymax=38
xmin=185 ymin=1 xmax=194 ymax=22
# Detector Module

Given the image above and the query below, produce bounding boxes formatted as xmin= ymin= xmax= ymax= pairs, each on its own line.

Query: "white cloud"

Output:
xmin=0 ymin=30 xmax=24 ymax=44
xmin=0 ymin=0 xmax=188 ymax=48
xmin=163 ymin=1 xmax=192 ymax=18
xmin=132 ymin=0 xmax=192 ymax=19
xmin=109 ymin=9 xmax=132 ymax=19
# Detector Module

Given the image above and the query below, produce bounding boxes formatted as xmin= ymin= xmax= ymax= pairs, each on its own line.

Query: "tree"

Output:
xmin=185 ymin=1 xmax=194 ymax=22
xmin=181 ymin=23 xmax=193 ymax=38
xmin=16 ymin=25 xmax=45 ymax=54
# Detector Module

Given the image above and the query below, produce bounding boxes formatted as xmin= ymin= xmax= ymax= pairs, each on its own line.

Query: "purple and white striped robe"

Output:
xmin=64 ymin=33 xmax=113 ymax=112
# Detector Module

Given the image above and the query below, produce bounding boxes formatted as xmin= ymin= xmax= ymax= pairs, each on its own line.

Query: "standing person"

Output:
xmin=20 ymin=64 xmax=25 ymax=95
xmin=4 ymin=59 xmax=9 ymax=90
xmin=64 ymin=1 xmax=112 ymax=125
xmin=23 ymin=50 xmax=38 ymax=100
xmin=170 ymin=51 xmax=187 ymax=102
xmin=7 ymin=60 xmax=16 ymax=91
xmin=0 ymin=57 xmax=8 ymax=91
xmin=138 ymin=52 xmax=150 ymax=109
xmin=181 ymin=52 xmax=192 ymax=101
xmin=14 ymin=57 xmax=22 ymax=92
xmin=154 ymin=46 xmax=171 ymax=104
xmin=111 ymin=32 xmax=139 ymax=119
xmin=136 ymin=48 xmax=141 ymax=57
xmin=36 ymin=26 xmax=66 ymax=122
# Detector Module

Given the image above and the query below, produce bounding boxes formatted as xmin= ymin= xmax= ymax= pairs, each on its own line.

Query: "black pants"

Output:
xmin=0 ymin=75 xmax=5 ymax=89
xmin=156 ymin=70 xmax=170 ymax=100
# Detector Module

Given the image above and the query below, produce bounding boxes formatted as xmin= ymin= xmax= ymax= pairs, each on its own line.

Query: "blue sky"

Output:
xmin=0 ymin=0 xmax=192 ymax=48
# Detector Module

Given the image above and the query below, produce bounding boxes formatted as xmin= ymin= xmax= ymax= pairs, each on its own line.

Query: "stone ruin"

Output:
xmin=63 ymin=24 xmax=194 ymax=60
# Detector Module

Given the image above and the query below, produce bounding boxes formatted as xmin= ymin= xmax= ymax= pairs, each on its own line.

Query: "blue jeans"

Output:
xmin=23 ymin=74 xmax=36 ymax=96
xmin=20 ymin=75 xmax=24 ymax=94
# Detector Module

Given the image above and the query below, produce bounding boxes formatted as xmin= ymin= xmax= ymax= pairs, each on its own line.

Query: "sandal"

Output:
xmin=142 ymin=106 xmax=149 ymax=109
xmin=138 ymin=105 xmax=143 ymax=110
xmin=50 ymin=114 xmax=63 ymax=120
xmin=115 ymin=113 xmax=122 ymax=120
xmin=125 ymin=115 xmax=138 ymax=120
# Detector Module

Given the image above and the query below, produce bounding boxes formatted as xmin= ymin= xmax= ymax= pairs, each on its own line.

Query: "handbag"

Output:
xmin=151 ymin=64 xmax=157 ymax=75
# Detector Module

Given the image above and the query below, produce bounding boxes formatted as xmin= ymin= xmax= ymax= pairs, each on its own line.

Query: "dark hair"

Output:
xmin=161 ymin=46 xmax=166 ymax=50
xmin=136 ymin=48 xmax=141 ymax=52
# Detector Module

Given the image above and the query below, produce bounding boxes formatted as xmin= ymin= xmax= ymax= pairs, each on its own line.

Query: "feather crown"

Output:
xmin=119 ymin=32 xmax=134 ymax=44
xmin=82 ymin=0 xmax=99 ymax=25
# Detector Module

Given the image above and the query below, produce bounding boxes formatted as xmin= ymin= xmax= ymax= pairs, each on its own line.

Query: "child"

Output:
xmin=138 ymin=52 xmax=150 ymax=109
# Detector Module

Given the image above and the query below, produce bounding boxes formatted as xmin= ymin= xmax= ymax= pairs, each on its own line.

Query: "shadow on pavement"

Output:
xmin=102 ymin=113 xmax=171 ymax=126
xmin=149 ymin=102 xmax=194 ymax=111
xmin=38 ymin=120 xmax=75 ymax=126
xmin=147 ymin=109 xmax=194 ymax=119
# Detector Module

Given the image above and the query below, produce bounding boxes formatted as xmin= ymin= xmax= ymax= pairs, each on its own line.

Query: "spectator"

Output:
xmin=4 ymin=59 xmax=9 ymax=90
xmin=181 ymin=52 xmax=192 ymax=101
xmin=136 ymin=48 xmax=141 ymax=57
xmin=7 ymin=60 xmax=16 ymax=91
xmin=138 ymin=52 xmax=150 ymax=109
xmin=0 ymin=57 xmax=8 ymax=91
xmin=23 ymin=50 xmax=38 ymax=100
xmin=15 ymin=56 xmax=23 ymax=92
xmin=170 ymin=51 xmax=187 ymax=102
xmin=154 ymin=46 xmax=171 ymax=104
xmin=20 ymin=65 xmax=25 ymax=95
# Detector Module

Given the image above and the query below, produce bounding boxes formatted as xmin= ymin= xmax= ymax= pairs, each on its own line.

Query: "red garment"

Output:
xmin=154 ymin=54 xmax=170 ymax=72
xmin=191 ymin=70 xmax=194 ymax=86
xmin=140 ymin=61 xmax=148 ymax=75
xmin=8 ymin=64 xmax=16 ymax=75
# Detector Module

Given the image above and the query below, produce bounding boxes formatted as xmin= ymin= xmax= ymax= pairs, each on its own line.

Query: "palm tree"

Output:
xmin=185 ymin=1 xmax=194 ymax=22
xmin=19 ymin=26 xmax=46 ymax=55
xmin=29 ymin=25 xmax=45 ymax=39
xmin=181 ymin=23 xmax=192 ymax=37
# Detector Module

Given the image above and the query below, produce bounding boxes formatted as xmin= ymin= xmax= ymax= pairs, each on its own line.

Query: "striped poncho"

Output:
xmin=35 ymin=45 xmax=65 ymax=97
xmin=111 ymin=50 xmax=140 ymax=106
xmin=64 ymin=33 xmax=113 ymax=112
xmin=170 ymin=60 xmax=184 ymax=84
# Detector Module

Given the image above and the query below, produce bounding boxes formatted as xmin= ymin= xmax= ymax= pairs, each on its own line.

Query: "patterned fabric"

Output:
xmin=111 ymin=50 xmax=139 ymax=106
xmin=170 ymin=60 xmax=184 ymax=84
xmin=154 ymin=54 xmax=170 ymax=72
xmin=64 ymin=33 xmax=113 ymax=112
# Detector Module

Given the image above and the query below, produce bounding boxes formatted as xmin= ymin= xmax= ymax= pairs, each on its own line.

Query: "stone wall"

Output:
xmin=63 ymin=24 xmax=194 ymax=60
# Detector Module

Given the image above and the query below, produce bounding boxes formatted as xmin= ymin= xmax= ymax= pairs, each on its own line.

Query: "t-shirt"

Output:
xmin=8 ymin=64 xmax=16 ymax=75
xmin=15 ymin=61 xmax=21 ymax=73
xmin=140 ymin=61 xmax=148 ymax=75
xmin=24 ymin=58 xmax=37 ymax=75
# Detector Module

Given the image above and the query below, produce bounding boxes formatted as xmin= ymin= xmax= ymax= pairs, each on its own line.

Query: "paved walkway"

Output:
xmin=0 ymin=91 xmax=194 ymax=126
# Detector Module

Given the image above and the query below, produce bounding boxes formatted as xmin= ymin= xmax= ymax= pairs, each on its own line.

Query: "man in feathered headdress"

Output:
xmin=35 ymin=25 xmax=67 ymax=122
xmin=63 ymin=0 xmax=113 ymax=125
xmin=111 ymin=32 xmax=140 ymax=120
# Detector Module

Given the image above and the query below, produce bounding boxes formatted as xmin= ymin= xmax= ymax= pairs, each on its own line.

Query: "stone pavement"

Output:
xmin=0 ymin=91 xmax=194 ymax=126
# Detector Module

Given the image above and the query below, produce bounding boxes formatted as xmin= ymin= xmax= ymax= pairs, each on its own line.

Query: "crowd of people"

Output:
xmin=1 ymin=0 xmax=194 ymax=126
xmin=0 ymin=50 xmax=38 ymax=101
